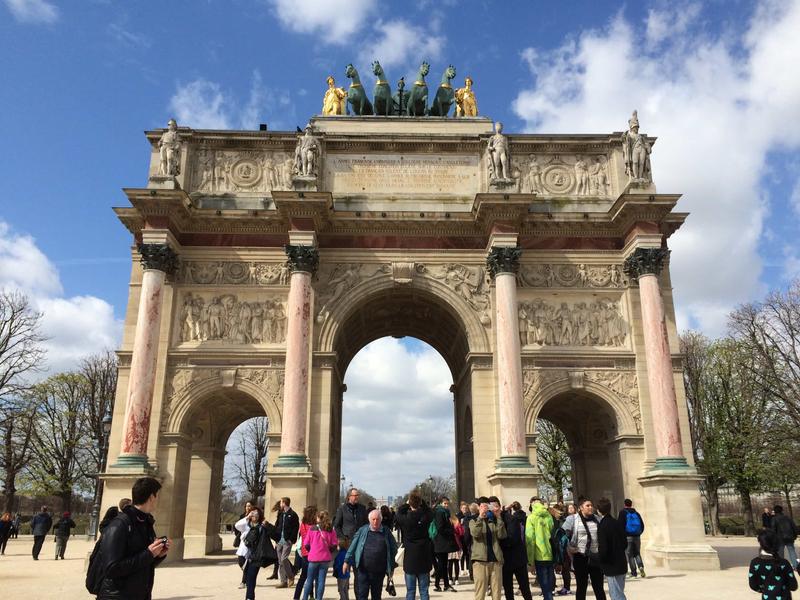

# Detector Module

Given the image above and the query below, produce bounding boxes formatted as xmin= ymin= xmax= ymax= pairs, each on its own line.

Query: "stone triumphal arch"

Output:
xmin=101 ymin=106 xmax=719 ymax=569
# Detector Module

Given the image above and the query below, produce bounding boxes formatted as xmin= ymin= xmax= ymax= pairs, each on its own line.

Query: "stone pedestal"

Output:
xmin=639 ymin=471 xmax=720 ymax=570
xmin=114 ymin=243 xmax=178 ymax=469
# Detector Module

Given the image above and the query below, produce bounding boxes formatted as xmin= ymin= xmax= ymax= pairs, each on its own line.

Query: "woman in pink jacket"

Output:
xmin=302 ymin=510 xmax=339 ymax=600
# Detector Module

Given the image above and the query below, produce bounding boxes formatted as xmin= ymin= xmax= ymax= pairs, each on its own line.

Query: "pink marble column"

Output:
xmin=488 ymin=247 xmax=530 ymax=467
xmin=116 ymin=244 xmax=178 ymax=468
xmin=625 ymin=247 xmax=688 ymax=469
xmin=275 ymin=245 xmax=318 ymax=468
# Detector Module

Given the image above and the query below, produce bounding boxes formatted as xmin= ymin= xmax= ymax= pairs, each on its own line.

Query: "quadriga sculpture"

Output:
xmin=428 ymin=64 xmax=457 ymax=117
xmin=345 ymin=63 xmax=373 ymax=115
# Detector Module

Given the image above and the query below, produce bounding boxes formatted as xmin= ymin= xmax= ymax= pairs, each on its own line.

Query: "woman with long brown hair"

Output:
xmin=0 ymin=512 xmax=12 ymax=555
xmin=294 ymin=506 xmax=318 ymax=600
xmin=302 ymin=510 xmax=338 ymax=600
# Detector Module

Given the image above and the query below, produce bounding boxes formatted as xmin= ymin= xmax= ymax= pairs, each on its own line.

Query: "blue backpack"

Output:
xmin=624 ymin=510 xmax=643 ymax=536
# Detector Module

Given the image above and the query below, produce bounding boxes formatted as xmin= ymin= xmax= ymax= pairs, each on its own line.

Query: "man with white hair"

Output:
xmin=343 ymin=509 xmax=398 ymax=600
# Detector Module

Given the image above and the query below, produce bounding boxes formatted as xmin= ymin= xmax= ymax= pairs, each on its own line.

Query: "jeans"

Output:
xmin=338 ymin=578 xmax=350 ymax=600
xmin=778 ymin=542 xmax=799 ymax=566
xmin=276 ymin=541 xmax=294 ymax=583
xmin=571 ymin=554 xmax=606 ymax=600
xmin=32 ymin=535 xmax=45 ymax=559
xmin=534 ymin=562 xmax=555 ymax=600
xmin=448 ymin=558 xmax=460 ymax=582
xmin=303 ymin=561 xmax=330 ymax=600
xmin=502 ymin=563 xmax=532 ymax=600
xmin=404 ymin=572 xmax=430 ymax=600
xmin=245 ymin=560 xmax=262 ymax=600
xmin=55 ymin=536 xmax=68 ymax=559
xmin=356 ymin=569 xmax=385 ymax=600
xmin=558 ymin=555 xmax=571 ymax=591
xmin=296 ymin=556 xmax=316 ymax=599
xmin=625 ymin=536 xmax=644 ymax=575
xmin=239 ymin=556 xmax=247 ymax=583
xmin=606 ymin=574 xmax=627 ymax=600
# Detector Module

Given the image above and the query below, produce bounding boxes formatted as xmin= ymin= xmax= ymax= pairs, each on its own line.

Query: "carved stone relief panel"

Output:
xmin=315 ymin=263 xmax=390 ymax=322
xmin=522 ymin=368 xmax=641 ymax=434
xmin=191 ymin=149 xmax=295 ymax=195
xmin=518 ymin=297 xmax=628 ymax=348
xmin=419 ymin=263 xmax=491 ymax=317
xmin=161 ymin=367 xmax=221 ymax=432
xmin=517 ymin=264 xmax=627 ymax=289
xmin=179 ymin=261 xmax=289 ymax=286
xmin=513 ymin=155 xmax=613 ymax=197
xmin=174 ymin=292 xmax=287 ymax=345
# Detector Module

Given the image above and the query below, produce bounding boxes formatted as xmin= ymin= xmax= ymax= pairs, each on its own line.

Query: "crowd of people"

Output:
xmin=228 ymin=488 xmax=651 ymax=600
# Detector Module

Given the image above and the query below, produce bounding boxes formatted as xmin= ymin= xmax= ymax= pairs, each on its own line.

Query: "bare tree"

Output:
xmin=730 ymin=281 xmax=800 ymax=427
xmin=535 ymin=419 xmax=572 ymax=504
xmin=0 ymin=290 xmax=46 ymax=511
xmin=27 ymin=373 xmax=92 ymax=511
xmin=232 ymin=417 xmax=269 ymax=503
xmin=80 ymin=351 xmax=118 ymax=476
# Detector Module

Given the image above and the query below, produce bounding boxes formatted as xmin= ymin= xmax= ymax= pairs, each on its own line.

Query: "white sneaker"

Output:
xmin=239 ymin=583 xmax=246 ymax=589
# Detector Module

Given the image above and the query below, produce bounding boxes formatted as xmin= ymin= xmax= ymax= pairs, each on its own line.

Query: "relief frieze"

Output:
xmin=176 ymin=292 xmax=286 ymax=345
xmin=518 ymin=298 xmax=628 ymax=347
xmin=179 ymin=261 xmax=289 ymax=286
xmin=513 ymin=155 xmax=613 ymax=197
xmin=517 ymin=263 xmax=627 ymax=288
xmin=192 ymin=149 xmax=295 ymax=195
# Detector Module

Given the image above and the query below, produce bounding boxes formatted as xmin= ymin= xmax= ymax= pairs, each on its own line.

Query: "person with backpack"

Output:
xmin=748 ymin=529 xmax=798 ymax=600
xmin=89 ymin=477 xmax=171 ymax=599
xmin=302 ymin=510 xmax=338 ymax=600
xmin=596 ymin=498 xmax=628 ymax=600
xmin=525 ymin=498 xmax=555 ymax=600
xmin=771 ymin=505 xmax=799 ymax=568
xmin=432 ymin=496 xmax=458 ymax=592
xmin=617 ymin=499 xmax=645 ymax=578
xmin=562 ymin=498 xmax=606 ymax=600
xmin=548 ymin=505 xmax=571 ymax=596
xmin=53 ymin=511 xmax=76 ymax=559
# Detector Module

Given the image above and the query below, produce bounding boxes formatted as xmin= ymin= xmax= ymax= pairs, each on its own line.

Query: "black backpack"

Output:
xmin=86 ymin=512 xmax=132 ymax=595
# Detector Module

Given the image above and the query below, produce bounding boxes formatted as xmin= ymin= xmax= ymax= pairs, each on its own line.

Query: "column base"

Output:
xmin=111 ymin=453 xmax=156 ymax=473
xmin=273 ymin=454 xmax=313 ymax=469
xmin=638 ymin=470 xmax=720 ymax=570
xmin=487 ymin=460 xmax=538 ymax=501
xmin=652 ymin=456 xmax=690 ymax=471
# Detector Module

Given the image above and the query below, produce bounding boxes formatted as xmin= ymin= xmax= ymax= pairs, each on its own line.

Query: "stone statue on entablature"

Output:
xmin=487 ymin=121 xmax=514 ymax=187
xmin=293 ymin=125 xmax=319 ymax=178
xmin=621 ymin=110 xmax=652 ymax=184
xmin=158 ymin=118 xmax=181 ymax=177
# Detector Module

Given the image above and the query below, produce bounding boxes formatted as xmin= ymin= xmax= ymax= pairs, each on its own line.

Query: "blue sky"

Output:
xmin=2 ymin=0 xmax=800 ymax=496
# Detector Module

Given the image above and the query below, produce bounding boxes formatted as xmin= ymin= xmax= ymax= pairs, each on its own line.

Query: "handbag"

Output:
xmin=394 ymin=544 xmax=405 ymax=565
xmin=386 ymin=577 xmax=397 ymax=597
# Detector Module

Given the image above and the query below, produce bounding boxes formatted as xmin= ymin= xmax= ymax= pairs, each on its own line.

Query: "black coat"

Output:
xmin=432 ymin=505 xmax=458 ymax=554
xmin=461 ymin=513 xmax=476 ymax=550
xmin=274 ymin=508 xmax=300 ymax=544
xmin=97 ymin=506 xmax=165 ymax=600
xmin=396 ymin=503 xmax=434 ymax=575
xmin=500 ymin=509 xmax=528 ymax=569
xmin=54 ymin=518 xmax=76 ymax=538
xmin=31 ymin=512 xmax=52 ymax=536
xmin=334 ymin=502 xmax=368 ymax=540
xmin=253 ymin=521 xmax=279 ymax=567
xmin=772 ymin=514 xmax=798 ymax=543
xmin=597 ymin=515 xmax=628 ymax=577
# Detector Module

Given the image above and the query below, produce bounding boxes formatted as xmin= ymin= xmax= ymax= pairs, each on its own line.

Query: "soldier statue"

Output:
xmin=158 ymin=118 xmax=181 ymax=177
xmin=621 ymin=110 xmax=652 ymax=183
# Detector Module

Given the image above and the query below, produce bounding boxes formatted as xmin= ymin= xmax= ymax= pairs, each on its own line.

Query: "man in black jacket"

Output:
xmin=334 ymin=488 xmax=369 ymax=542
xmin=274 ymin=496 xmax=300 ymax=588
xmin=771 ymin=505 xmax=799 ymax=567
xmin=501 ymin=501 xmax=531 ymax=600
xmin=97 ymin=477 xmax=170 ymax=600
xmin=30 ymin=505 xmax=52 ymax=560
xmin=597 ymin=498 xmax=627 ymax=600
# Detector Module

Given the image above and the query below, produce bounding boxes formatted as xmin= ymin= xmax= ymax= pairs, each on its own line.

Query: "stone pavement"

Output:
xmin=0 ymin=535 xmax=763 ymax=600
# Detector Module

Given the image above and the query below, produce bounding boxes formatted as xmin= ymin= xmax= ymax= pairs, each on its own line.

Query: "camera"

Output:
xmin=160 ymin=536 xmax=168 ymax=546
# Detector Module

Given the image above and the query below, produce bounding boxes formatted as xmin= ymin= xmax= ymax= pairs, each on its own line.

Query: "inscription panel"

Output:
xmin=325 ymin=153 xmax=480 ymax=196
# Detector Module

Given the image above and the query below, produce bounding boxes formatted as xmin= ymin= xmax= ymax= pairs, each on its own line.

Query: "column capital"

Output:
xmin=487 ymin=246 xmax=522 ymax=279
xmin=623 ymin=247 xmax=669 ymax=281
xmin=137 ymin=243 xmax=179 ymax=275
xmin=284 ymin=244 xmax=319 ymax=275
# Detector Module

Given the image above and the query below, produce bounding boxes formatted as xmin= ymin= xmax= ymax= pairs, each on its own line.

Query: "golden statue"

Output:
xmin=322 ymin=76 xmax=347 ymax=116
xmin=455 ymin=76 xmax=478 ymax=117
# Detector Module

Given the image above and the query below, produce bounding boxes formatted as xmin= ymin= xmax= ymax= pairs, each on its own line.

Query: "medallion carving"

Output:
xmin=518 ymin=298 xmax=628 ymax=347
xmin=179 ymin=261 xmax=289 ymax=285
xmin=192 ymin=149 xmax=295 ymax=195
xmin=516 ymin=155 xmax=611 ymax=197
xmin=518 ymin=263 xmax=627 ymax=288
xmin=176 ymin=292 xmax=286 ymax=345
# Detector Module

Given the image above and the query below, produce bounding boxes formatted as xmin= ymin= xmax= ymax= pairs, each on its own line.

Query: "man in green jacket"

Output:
xmin=525 ymin=498 xmax=555 ymax=600
xmin=469 ymin=497 xmax=507 ymax=600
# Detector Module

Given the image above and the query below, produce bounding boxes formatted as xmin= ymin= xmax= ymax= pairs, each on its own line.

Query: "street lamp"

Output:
xmin=88 ymin=404 xmax=114 ymax=540
xmin=427 ymin=475 xmax=434 ymax=505
xmin=340 ymin=475 xmax=346 ymax=504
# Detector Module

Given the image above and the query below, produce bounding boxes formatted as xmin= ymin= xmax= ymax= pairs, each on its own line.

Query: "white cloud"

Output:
xmin=268 ymin=0 xmax=377 ymax=39
xmin=341 ymin=337 xmax=454 ymax=498
xmin=512 ymin=1 xmax=800 ymax=336
xmin=792 ymin=178 xmax=800 ymax=217
xmin=358 ymin=19 xmax=445 ymax=72
xmin=4 ymin=0 xmax=58 ymax=24
xmin=107 ymin=22 xmax=151 ymax=49
xmin=0 ymin=221 xmax=122 ymax=374
xmin=169 ymin=79 xmax=233 ymax=129
xmin=169 ymin=72 xmax=296 ymax=131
